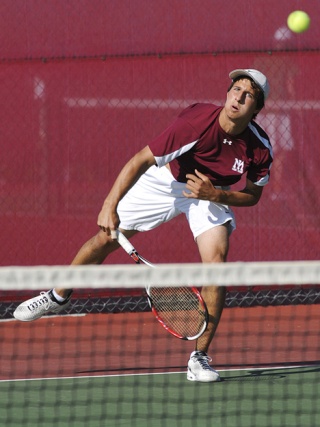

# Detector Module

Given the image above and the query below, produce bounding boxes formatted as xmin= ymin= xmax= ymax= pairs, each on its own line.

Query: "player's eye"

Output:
xmin=246 ymin=92 xmax=255 ymax=100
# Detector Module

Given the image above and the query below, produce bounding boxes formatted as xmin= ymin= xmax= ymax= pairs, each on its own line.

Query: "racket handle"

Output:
xmin=116 ymin=230 xmax=136 ymax=255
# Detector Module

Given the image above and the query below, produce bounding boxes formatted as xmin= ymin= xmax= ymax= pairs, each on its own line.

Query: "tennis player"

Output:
xmin=14 ymin=69 xmax=273 ymax=383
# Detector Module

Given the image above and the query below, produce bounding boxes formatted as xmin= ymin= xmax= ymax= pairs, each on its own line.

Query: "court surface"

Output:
xmin=1 ymin=305 xmax=319 ymax=426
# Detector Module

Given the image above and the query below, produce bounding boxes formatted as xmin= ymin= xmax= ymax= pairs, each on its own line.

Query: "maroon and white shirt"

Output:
xmin=148 ymin=103 xmax=273 ymax=187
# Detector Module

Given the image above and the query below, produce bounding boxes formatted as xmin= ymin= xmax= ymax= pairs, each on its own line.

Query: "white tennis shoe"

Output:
xmin=187 ymin=351 xmax=221 ymax=382
xmin=13 ymin=290 xmax=72 ymax=322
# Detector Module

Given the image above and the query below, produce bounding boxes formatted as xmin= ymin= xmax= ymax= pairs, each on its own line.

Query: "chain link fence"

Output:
xmin=0 ymin=1 xmax=319 ymax=308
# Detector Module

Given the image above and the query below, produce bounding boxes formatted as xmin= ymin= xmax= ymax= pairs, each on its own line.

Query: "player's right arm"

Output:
xmin=97 ymin=146 xmax=156 ymax=236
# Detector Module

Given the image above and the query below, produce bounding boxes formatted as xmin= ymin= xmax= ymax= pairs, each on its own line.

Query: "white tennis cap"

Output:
xmin=229 ymin=69 xmax=270 ymax=100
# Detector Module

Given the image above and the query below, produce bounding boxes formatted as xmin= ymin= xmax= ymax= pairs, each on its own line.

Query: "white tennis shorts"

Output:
xmin=118 ymin=165 xmax=236 ymax=239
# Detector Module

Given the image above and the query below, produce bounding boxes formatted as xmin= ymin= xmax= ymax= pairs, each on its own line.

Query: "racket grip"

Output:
xmin=116 ymin=230 xmax=136 ymax=255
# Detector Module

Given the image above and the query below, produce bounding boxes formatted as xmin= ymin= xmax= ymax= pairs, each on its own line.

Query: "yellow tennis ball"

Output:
xmin=287 ymin=11 xmax=310 ymax=33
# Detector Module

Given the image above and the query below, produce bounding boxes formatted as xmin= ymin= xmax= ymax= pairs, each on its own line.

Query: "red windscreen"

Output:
xmin=0 ymin=1 xmax=319 ymax=265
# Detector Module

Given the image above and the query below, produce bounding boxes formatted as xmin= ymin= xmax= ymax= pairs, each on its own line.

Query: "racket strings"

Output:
xmin=149 ymin=287 xmax=206 ymax=336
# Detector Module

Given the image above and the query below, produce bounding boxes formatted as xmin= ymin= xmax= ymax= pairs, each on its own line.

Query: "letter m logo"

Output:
xmin=232 ymin=158 xmax=244 ymax=174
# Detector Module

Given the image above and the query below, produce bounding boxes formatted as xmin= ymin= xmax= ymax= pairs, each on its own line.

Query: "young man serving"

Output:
xmin=14 ymin=69 xmax=273 ymax=383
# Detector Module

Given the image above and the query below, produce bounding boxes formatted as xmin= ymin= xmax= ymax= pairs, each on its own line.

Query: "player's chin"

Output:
xmin=226 ymin=108 xmax=241 ymax=120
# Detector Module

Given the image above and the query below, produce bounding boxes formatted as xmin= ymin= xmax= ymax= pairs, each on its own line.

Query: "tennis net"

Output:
xmin=1 ymin=261 xmax=320 ymax=427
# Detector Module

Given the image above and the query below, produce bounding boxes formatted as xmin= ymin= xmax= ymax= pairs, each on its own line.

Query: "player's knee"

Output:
xmin=216 ymin=253 xmax=227 ymax=263
xmin=206 ymin=251 xmax=228 ymax=263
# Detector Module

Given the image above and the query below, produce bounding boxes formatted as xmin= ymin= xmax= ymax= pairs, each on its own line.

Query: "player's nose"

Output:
xmin=235 ymin=91 xmax=245 ymax=103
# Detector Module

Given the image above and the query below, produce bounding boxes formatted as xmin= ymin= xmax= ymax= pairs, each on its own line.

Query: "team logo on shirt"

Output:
xmin=222 ymin=138 xmax=232 ymax=145
xmin=232 ymin=158 xmax=244 ymax=174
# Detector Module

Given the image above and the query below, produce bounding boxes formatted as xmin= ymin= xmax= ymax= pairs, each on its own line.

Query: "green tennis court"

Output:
xmin=1 ymin=300 xmax=320 ymax=426
xmin=1 ymin=366 xmax=319 ymax=427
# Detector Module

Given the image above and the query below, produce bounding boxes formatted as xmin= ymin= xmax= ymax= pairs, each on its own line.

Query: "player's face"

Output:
xmin=225 ymin=78 xmax=259 ymax=121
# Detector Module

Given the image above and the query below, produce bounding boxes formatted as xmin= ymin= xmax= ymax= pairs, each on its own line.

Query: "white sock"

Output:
xmin=52 ymin=289 xmax=67 ymax=302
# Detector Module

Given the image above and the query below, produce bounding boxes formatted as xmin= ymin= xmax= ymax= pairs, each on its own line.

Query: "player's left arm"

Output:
xmin=183 ymin=170 xmax=263 ymax=207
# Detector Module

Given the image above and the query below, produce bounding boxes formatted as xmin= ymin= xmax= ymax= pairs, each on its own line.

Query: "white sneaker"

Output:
xmin=187 ymin=351 xmax=220 ymax=382
xmin=13 ymin=290 xmax=72 ymax=322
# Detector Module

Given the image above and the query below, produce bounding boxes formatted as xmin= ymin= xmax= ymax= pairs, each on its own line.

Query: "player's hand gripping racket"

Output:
xmin=116 ymin=230 xmax=208 ymax=340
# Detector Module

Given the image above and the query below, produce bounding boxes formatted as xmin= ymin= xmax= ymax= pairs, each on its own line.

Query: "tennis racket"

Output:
xmin=116 ymin=230 xmax=208 ymax=340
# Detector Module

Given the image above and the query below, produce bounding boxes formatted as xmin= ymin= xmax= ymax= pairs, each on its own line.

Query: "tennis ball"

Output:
xmin=287 ymin=11 xmax=310 ymax=33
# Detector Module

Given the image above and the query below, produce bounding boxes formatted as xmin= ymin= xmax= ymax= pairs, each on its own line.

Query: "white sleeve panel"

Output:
xmin=248 ymin=122 xmax=273 ymax=186
xmin=153 ymin=139 xmax=198 ymax=168
xmin=248 ymin=122 xmax=273 ymax=158
xmin=254 ymin=174 xmax=270 ymax=186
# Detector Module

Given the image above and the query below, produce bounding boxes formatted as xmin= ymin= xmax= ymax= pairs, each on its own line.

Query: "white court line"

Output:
xmin=0 ymin=364 xmax=316 ymax=384
xmin=0 ymin=313 xmax=86 ymax=323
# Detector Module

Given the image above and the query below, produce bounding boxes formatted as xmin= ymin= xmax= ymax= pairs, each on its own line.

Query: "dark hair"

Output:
xmin=228 ymin=76 xmax=265 ymax=119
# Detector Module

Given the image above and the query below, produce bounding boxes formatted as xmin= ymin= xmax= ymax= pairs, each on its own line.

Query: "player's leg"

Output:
xmin=182 ymin=195 xmax=235 ymax=383
xmin=13 ymin=228 xmax=138 ymax=321
xmin=187 ymin=224 xmax=230 ymax=382
xmin=54 ymin=229 xmax=138 ymax=297
xmin=195 ymin=224 xmax=229 ymax=352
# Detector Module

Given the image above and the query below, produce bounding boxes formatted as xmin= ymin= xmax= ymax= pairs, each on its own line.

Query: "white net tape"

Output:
xmin=1 ymin=260 xmax=319 ymax=290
